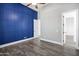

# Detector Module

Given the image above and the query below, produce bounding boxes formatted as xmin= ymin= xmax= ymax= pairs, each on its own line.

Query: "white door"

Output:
xmin=63 ymin=10 xmax=77 ymax=48
xmin=34 ymin=19 xmax=40 ymax=37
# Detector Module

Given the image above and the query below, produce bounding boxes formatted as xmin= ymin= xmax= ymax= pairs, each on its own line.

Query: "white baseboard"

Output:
xmin=41 ymin=38 xmax=63 ymax=46
xmin=0 ymin=36 xmax=39 ymax=48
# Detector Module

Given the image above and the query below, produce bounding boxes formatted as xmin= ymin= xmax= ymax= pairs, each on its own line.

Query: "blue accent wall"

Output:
xmin=0 ymin=3 xmax=37 ymax=45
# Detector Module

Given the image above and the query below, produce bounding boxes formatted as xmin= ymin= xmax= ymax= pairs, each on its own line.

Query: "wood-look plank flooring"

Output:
xmin=0 ymin=38 xmax=79 ymax=56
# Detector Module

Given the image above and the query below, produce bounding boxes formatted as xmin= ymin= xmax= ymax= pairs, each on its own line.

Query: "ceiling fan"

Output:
xmin=27 ymin=3 xmax=46 ymax=9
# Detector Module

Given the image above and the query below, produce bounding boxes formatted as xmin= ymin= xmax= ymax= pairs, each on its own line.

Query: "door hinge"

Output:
xmin=63 ymin=40 xmax=64 ymax=42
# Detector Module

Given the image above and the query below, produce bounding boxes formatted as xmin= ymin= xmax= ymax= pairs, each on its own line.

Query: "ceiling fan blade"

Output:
xmin=27 ymin=3 xmax=32 ymax=6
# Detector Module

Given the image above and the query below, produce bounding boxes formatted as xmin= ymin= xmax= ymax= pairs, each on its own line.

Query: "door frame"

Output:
xmin=61 ymin=9 xmax=78 ymax=49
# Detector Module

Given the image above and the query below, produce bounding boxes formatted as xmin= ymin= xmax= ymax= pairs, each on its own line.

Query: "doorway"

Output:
xmin=62 ymin=9 xmax=78 ymax=48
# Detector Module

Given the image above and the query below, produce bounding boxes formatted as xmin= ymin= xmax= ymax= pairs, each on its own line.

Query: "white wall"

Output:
xmin=39 ymin=3 xmax=79 ymax=45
